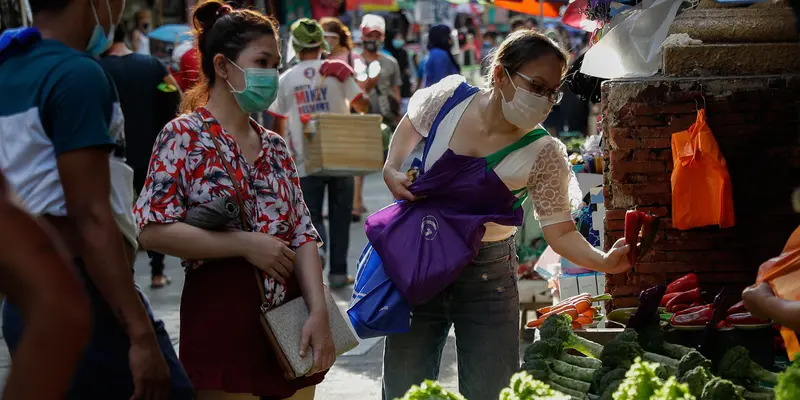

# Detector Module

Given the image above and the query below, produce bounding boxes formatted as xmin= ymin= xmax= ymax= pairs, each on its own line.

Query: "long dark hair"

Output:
xmin=181 ymin=0 xmax=278 ymax=113
xmin=427 ymin=24 xmax=459 ymax=73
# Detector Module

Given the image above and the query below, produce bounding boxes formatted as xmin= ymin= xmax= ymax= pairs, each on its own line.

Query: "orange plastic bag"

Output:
xmin=754 ymin=225 xmax=800 ymax=360
xmin=670 ymin=109 xmax=735 ymax=230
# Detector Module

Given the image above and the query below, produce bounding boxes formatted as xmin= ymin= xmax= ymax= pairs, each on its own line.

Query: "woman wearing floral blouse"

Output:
xmin=134 ymin=2 xmax=333 ymax=399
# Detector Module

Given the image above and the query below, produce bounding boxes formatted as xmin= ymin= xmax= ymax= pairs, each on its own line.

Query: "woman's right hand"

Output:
xmin=383 ymin=167 xmax=417 ymax=202
xmin=240 ymin=232 xmax=295 ymax=283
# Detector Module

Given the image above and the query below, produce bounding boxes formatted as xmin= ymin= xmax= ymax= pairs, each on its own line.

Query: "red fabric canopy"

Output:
xmin=493 ymin=0 xmax=560 ymax=18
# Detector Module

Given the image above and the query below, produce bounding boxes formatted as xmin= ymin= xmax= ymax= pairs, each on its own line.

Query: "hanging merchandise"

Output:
xmin=492 ymin=0 xmax=561 ymax=18
xmin=346 ymin=0 xmax=399 ymax=12
xmin=579 ymin=0 xmax=683 ymax=79
xmin=562 ymin=0 xmax=598 ymax=32
xmin=670 ymin=109 xmax=735 ymax=230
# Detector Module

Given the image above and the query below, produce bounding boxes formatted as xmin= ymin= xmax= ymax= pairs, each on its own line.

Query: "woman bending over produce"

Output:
xmin=380 ymin=30 xmax=633 ymax=400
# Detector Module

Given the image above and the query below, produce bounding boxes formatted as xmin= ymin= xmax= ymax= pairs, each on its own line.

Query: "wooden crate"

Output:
xmin=303 ymin=113 xmax=384 ymax=176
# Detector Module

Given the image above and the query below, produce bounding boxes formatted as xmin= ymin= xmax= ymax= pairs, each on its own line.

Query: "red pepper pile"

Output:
xmin=624 ymin=209 xmax=660 ymax=266
xmin=660 ymin=273 xmax=700 ymax=312
xmin=717 ymin=300 xmax=771 ymax=329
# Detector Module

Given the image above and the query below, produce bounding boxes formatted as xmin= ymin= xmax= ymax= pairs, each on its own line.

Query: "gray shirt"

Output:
xmin=364 ymin=53 xmax=402 ymax=120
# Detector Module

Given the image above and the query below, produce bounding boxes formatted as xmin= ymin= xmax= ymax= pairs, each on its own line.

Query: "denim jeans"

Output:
xmin=299 ymin=176 xmax=354 ymax=277
xmin=2 ymin=259 xmax=194 ymax=399
xmin=382 ymin=236 xmax=520 ymax=400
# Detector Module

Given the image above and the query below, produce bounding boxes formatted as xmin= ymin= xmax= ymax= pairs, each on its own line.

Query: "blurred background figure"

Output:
xmin=170 ymin=38 xmax=200 ymax=92
xmin=384 ymin=28 xmax=414 ymax=100
xmin=100 ymin=24 xmax=181 ymax=289
xmin=131 ymin=8 xmax=151 ymax=55
xmin=424 ymin=24 xmax=460 ymax=88
xmin=322 ymin=16 xmax=363 ymax=67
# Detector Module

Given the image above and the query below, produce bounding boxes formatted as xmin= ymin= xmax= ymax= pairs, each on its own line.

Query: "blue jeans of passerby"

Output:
xmin=300 ymin=176 xmax=354 ymax=278
xmin=2 ymin=259 xmax=194 ymax=399
xmin=382 ymin=236 xmax=521 ymax=400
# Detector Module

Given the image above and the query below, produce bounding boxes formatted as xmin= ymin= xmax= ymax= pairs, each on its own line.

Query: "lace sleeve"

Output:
xmin=406 ymin=75 xmax=465 ymax=137
xmin=527 ymin=137 xmax=583 ymax=227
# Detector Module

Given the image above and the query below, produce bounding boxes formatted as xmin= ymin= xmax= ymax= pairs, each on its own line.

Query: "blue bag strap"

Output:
xmin=420 ymin=82 xmax=480 ymax=173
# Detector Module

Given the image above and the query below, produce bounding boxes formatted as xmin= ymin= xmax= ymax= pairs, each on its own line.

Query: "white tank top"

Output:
xmin=135 ymin=31 xmax=150 ymax=55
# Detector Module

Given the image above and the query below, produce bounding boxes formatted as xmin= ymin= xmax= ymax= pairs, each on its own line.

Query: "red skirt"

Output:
xmin=179 ymin=258 xmax=326 ymax=398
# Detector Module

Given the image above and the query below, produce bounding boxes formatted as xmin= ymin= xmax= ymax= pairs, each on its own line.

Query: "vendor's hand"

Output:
xmin=320 ymin=59 xmax=354 ymax=82
xmin=299 ymin=311 xmax=335 ymax=376
xmin=240 ymin=232 xmax=295 ymax=283
xmin=383 ymin=167 xmax=417 ymax=202
xmin=742 ymin=282 xmax=776 ymax=320
xmin=600 ymin=238 xmax=632 ymax=274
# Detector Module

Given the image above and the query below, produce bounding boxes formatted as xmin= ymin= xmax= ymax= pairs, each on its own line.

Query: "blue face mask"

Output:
xmin=86 ymin=0 xmax=118 ymax=57
xmin=392 ymin=38 xmax=405 ymax=48
xmin=227 ymin=60 xmax=279 ymax=114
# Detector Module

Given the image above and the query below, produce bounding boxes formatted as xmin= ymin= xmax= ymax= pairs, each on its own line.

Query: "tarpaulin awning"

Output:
xmin=346 ymin=0 xmax=399 ymax=11
xmin=492 ymin=0 xmax=561 ymax=17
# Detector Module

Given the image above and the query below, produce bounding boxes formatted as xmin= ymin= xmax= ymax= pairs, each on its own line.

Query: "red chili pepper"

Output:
xmin=638 ymin=213 xmax=660 ymax=260
xmin=674 ymin=304 xmax=712 ymax=317
xmin=660 ymin=292 xmax=681 ymax=307
xmin=671 ymin=304 xmax=714 ymax=326
xmin=690 ymin=302 xmax=702 ymax=308
xmin=625 ymin=210 xmax=643 ymax=266
xmin=666 ymin=273 xmax=699 ymax=294
xmin=727 ymin=300 xmax=747 ymax=315
xmin=669 ymin=304 xmax=690 ymax=313
xmin=725 ymin=312 xmax=770 ymax=325
xmin=716 ymin=320 xmax=730 ymax=329
xmin=665 ymin=287 xmax=702 ymax=311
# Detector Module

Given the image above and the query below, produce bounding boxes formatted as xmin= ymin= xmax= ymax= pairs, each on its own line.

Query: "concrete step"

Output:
xmin=663 ymin=42 xmax=800 ymax=76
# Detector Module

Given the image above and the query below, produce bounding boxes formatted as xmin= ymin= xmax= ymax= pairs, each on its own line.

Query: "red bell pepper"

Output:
xmin=670 ymin=304 xmax=690 ymax=313
xmin=674 ymin=304 xmax=711 ymax=317
xmin=725 ymin=312 xmax=770 ymax=325
xmin=665 ymin=287 xmax=702 ymax=311
xmin=638 ymin=213 xmax=660 ymax=260
xmin=670 ymin=304 xmax=714 ymax=326
xmin=625 ymin=210 xmax=643 ymax=266
xmin=727 ymin=300 xmax=747 ymax=315
xmin=660 ymin=292 xmax=681 ymax=307
xmin=666 ymin=273 xmax=699 ymax=294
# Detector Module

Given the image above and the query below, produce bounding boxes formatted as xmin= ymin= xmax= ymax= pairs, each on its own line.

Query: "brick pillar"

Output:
xmin=601 ymin=76 xmax=800 ymax=310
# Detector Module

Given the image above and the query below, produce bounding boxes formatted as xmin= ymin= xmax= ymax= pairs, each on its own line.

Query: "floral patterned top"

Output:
xmin=134 ymin=107 xmax=320 ymax=307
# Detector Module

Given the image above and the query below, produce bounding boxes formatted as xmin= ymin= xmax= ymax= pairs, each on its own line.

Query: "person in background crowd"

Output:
xmin=384 ymin=28 xmax=414 ymax=99
xmin=321 ymin=16 xmax=370 ymax=222
xmin=424 ymin=24 xmax=460 ymax=88
xmin=0 ymin=0 xmax=194 ymax=397
xmin=131 ymin=8 xmax=151 ymax=55
xmin=269 ymin=19 xmax=370 ymax=289
xmin=99 ymin=23 xmax=181 ymax=289
xmin=380 ymin=30 xmax=632 ymax=399
xmin=360 ymin=14 xmax=402 ymax=131
xmin=510 ymin=15 xmax=527 ymax=32
xmin=483 ymin=30 xmax=499 ymax=55
xmin=136 ymin=3 xmax=335 ymax=398
xmin=0 ymin=171 xmax=91 ymax=400
xmin=171 ymin=38 xmax=201 ymax=92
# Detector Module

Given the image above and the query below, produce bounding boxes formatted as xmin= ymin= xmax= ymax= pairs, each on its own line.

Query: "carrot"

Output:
xmin=527 ymin=305 xmax=578 ymax=328
xmin=527 ymin=315 xmax=548 ymax=328
xmin=538 ymin=293 xmax=592 ymax=314
xmin=576 ymin=315 xmax=593 ymax=325
xmin=557 ymin=306 xmax=579 ymax=321
xmin=572 ymin=321 xmax=583 ymax=330
xmin=581 ymin=308 xmax=596 ymax=319
xmin=574 ymin=299 xmax=592 ymax=314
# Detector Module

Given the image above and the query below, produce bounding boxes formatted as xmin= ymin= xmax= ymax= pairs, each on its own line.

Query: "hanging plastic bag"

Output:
xmin=580 ymin=0 xmax=683 ymax=79
xmin=670 ymin=109 xmax=735 ymax=230
xmin=754 ymin=226 xmax=800 ymax=360
xmin=347 ymin=243 xmax=411 ymax=339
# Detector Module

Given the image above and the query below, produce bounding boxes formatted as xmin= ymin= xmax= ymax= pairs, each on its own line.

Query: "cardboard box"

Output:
xmin=558 ymin=274 xmax=580 ymax=301
xmin=303 ymin=113 xmax=384 ymax=176
xmin=578 ymin=273 xmax=599 ymax=296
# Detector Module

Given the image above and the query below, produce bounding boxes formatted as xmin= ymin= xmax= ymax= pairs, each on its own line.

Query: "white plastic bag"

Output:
xmin=580 ymin=0 xmax=684 ymax=79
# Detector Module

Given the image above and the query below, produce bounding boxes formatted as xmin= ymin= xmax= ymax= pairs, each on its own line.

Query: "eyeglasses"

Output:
xmin=514 ymin=71 xmax=563 ymax=104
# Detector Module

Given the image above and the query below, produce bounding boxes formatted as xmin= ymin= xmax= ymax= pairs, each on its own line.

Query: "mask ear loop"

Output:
xmin=226 ymin=59 xmax=247 ymax=93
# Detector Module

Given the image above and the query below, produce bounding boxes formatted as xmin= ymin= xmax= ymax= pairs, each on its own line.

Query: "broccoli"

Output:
xmin=548 ymin=358 xmax=597 ymax=382
xmin=635 ymin=322 xmax=695 ymax=360
xmin=596 ymin=368 xmax=627 ymax=395
xmin=396 ymin=380 xmax=465 ymax=400
xmin=547 ymin=370 xmax=591 ymax=394
xmin=600 ymin=329 xmax=679 ymax=371
xmin=599 ymin=379 xmax=623 ymax=400
xmin=718 ymin=346 xmax=779 ymax=385
xmin=663 ymin=342 xmax=697 ymax=360
xmin=742 ymin=390 xmax=775 ymax=399
xmin=500 ymin=372 xmax=570 ymax=400
xmin=775 ymin=357 xmax=800 ymax=400
xmin=701 ymin=378 xmax=744 ymax=400
xmin=613 ymin=357 xmax=664 ymax=400
xmin=520 ymin=358 xmax=550 ymax=381
xmin=539 ymin=314 xmax=603 ymax=359
xmin=678 ymin=351 xmax=713 ymax=379
xmin=523 ymin=338 xmax=564 ymax=362
xmin=652 ymin=376 xmax=694 ymax=400
xmin=559 ymin=352 xmax=603 ymax=370
xmin=521 ymin=357 xmax=591 ymax=393
xmin=545 ymin=380 xmax=589 ymax=399
xmin=679 ymin=366 xmax=713 ymax=398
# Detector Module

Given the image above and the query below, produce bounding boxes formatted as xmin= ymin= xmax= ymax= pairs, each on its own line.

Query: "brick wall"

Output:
xmin=601 ymin=76 xmax=800 ymax=309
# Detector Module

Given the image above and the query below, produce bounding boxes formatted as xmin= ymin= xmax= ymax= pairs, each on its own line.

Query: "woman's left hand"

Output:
xmin=742 ymin=282 xmax=776 ymax=320
xmin=600 ymin=238 xmax=632 ymax=274
xmin=299 ymin=312 xmax=335 ymax=375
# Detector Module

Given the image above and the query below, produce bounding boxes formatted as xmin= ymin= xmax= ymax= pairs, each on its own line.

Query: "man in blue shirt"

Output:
xmin=0 ymin=0 xmax=193 ymax=397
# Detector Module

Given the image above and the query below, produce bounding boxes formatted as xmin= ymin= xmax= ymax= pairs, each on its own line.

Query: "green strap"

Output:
xmin=485 ymin=128 xmax=550 ymax=171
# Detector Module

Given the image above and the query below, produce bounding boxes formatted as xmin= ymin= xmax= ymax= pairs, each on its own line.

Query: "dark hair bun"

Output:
xmin=193 ymin=1 xmax=232 ymax=32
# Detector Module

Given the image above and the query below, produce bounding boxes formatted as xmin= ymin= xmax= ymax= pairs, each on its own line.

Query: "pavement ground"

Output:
xmin=0 ymin=161 xmax=531 ymax=398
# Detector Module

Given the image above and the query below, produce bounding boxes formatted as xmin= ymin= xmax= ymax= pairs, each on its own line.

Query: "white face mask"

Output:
xmin=499 ymin=68 xmax=553 ymax=131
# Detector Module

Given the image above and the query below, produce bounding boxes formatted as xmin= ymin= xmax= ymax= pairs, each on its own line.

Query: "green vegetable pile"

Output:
xmin=775 ymin=356 xmax=800 ymax=399
xmin=396 ymin=380 xmax=465 ymax=400
xmin=499 ymin=372 xmax=571 ymax=400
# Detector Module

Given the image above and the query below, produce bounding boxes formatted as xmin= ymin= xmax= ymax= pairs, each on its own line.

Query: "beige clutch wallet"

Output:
xmin=257 ymin=277 xmax=359 ymax=380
